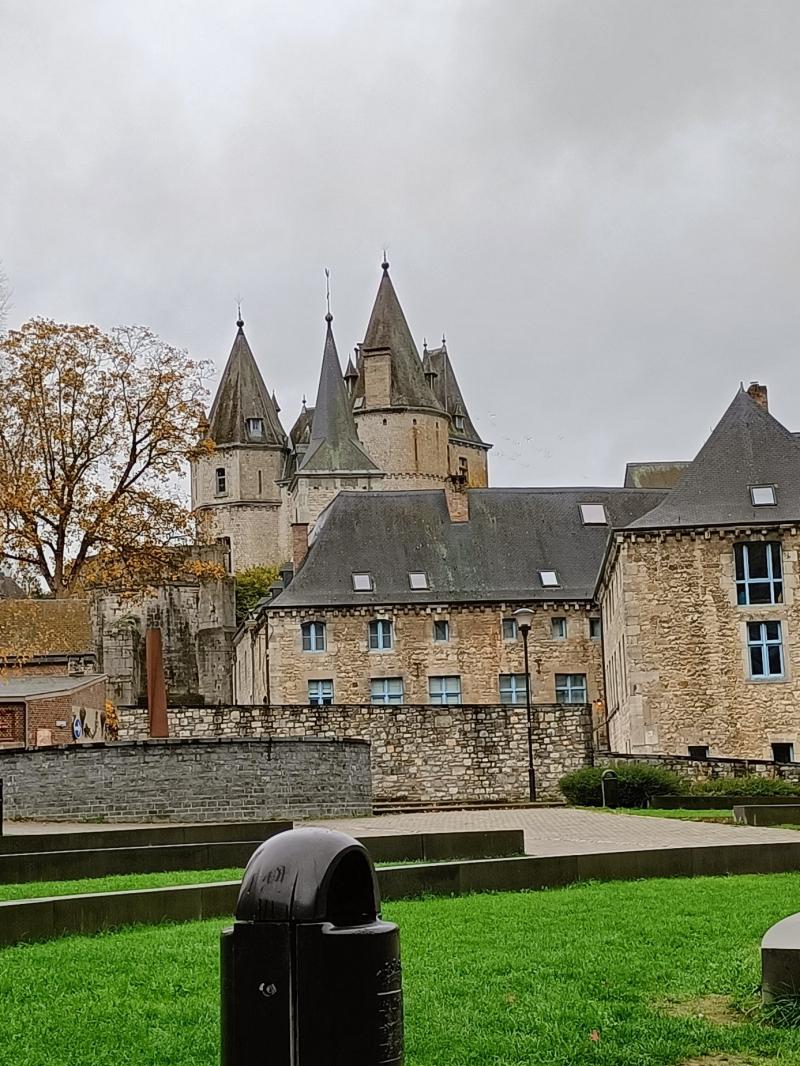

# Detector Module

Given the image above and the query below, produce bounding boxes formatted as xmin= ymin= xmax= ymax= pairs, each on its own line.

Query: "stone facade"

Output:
xmin=237 ymin=602 xmax=603 ymax=708
xmin=600 ymin=529 xmax=800 ymax=759
xmin=353 ymin=409 xmax=450 ymax=488
xmin=598 ymin=751 xmax=800 ymax=784
xmin=0 ymin=737 xmax=371 ymax=822
xmin=117 ymin=700 xmax=592 ymax=802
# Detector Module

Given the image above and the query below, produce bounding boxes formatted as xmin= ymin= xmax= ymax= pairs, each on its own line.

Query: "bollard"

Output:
xmin=220 ymin=827 xmax=403 ymax=1065
xmin=762 ymin=912 xmax=800 ymax=1003
xmin=600 ymin=769 xmax=619 ymax=808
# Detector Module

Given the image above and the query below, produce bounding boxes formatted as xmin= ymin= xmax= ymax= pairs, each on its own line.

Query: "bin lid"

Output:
xmin=236 ymin=827 xmax=381 ymax=925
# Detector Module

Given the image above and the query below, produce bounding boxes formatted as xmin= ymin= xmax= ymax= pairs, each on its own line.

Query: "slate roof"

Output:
xmin=353 ymin=263 xmax=442 ymax=411
xmin=271 ymin=487 xmax=665 ymax=608
xmin=0 ymin=674 xmax=105 ymax=701
xmin=624 ymin=461 xmax=691 ymax=490
xmin=207 ymin=321 xmax=287 ymax=448
xmin=628 ymin=388 xmax=800 ymax=530
xmin=299 ymin=320 xmax=379 ymax=474
xmin=424 ymin=341 xmax=488 ymax=448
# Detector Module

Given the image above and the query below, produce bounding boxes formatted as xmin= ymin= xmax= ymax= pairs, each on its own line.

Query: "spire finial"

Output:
xmin=324 ymin=267 xmax=333 ymax=323
xmin=381 ymin=248 xmax=389 ymax=272
xmin=423 ymin=337 xmax=428 ymax=352
xmin=236 ymin=297 xmax=244 ymax=330
xmin=442 ymin=332 xmax=446 ymax=347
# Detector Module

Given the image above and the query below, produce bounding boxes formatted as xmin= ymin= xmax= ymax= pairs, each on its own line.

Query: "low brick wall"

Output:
xmin=118 ymin=702 xmax=592 ymax=803
xmin=598 ymin=751 xmax=800 ymax=784
xmin=0 ymin=738 xmax=371 ymax=823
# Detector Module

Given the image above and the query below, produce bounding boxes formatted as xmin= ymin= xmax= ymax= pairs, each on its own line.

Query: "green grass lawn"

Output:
xmin=616 ymin=808 xmax=734 ymax=822
xmin=3 ymin=873 xmax=800 ymax=1065
xmin=0 ymin=868 xmax=243 ymax=903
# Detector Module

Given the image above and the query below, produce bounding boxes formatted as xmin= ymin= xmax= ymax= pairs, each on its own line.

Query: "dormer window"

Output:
xmin=352 ymin=572 xmax=374 ymax=592
xmin=454 ymin=414 xmax=465 ymax=432
xmin=539 ymin=570 xmax=560 ymax=588
xmin=751 ymin=485 xmax=776 ymax=506
xmin=246 ymin=417 xmax=264 ymax=438
xmin=580 ymin=503 xmax=607 ymax=524
xmin=408 ymin=572 xmax=429 ymax=590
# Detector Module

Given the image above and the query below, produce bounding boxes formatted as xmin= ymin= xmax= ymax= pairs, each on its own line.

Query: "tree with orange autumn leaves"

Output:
xmin=0 ymin=319 xmax=217 ymax=597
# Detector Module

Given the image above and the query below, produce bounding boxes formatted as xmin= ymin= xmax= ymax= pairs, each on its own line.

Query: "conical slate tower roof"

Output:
xmin=300 ymin=317 xmax=379 ymax=473
xmin=424 ymin=340 xmax=488 ymax=448
xmin=207 ymin=320 xmax=287 ymax=447
xmin=628 ymin=387 xmax=800 ymax=529
xmin=354 ymin=262 xmax=442 ymax=410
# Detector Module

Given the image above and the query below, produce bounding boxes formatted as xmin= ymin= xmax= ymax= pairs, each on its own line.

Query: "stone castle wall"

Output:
xmin=118 ymin=701 xmax=592 ymax=802
xmin=355 ymin=409 xmax=449 ymax=482
xmin=603 ymin=531 xmax=800 ymax=760
xmin=0 ymin=737 xmax=370 ymax=822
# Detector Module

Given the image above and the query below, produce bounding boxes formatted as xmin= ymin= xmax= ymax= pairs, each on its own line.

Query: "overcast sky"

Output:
xmin=2 ymin=0 xmax=798 ymax=487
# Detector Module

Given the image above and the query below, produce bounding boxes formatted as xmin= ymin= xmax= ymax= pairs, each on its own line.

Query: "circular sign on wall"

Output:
xmin=72 ymin=718 xmax=83 ymax=740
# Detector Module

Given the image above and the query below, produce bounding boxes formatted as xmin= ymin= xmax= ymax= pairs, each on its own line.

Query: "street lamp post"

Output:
xmin=513 ymin=607 xmax=537 ymax=802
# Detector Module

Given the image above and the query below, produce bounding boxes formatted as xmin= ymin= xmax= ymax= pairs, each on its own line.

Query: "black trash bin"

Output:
xmin=601 ymin=769 xmax=619 ymax=808
xmin=220 ymin=826 xmax=403 ymax=1066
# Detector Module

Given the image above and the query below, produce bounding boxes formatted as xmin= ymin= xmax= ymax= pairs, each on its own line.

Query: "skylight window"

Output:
xmin=539 ymin=570 xmax=560 ymax=588
xmin=352 ymin=572 xmax=374 ymax=592
xmin=580 ymin=503 xmax=607 ymax=525
xmin=408 ymin=572 xmax=429 ymax=590
xmin=751 ymin=485 xmax=776 ymax=506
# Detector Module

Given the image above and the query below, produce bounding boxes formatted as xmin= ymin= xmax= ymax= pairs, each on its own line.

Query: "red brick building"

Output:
xmin=0 ymin=675 xmax=107 ymax=748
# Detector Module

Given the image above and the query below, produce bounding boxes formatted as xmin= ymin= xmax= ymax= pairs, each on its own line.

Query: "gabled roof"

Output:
xmin=270 ymin=487 xmax=665 ymax=608
xmin=353 ymin=262 xmax=442 ymax=411
xmin=0 ymin=674 xmax=105 ymax=701
xmin=299 ymin=319 xmax=379 ymax=474
xmin=207 ymin=320 xmax=287 ymax=448
xmin=628 ymin=388 xmax=800 ymax=530
xmin=423 ymin=340 xmax=488 ymax=448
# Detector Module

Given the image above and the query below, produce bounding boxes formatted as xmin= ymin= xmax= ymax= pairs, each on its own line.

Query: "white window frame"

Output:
xmin=750 ymin=485 xmax=776 ymax=506
xmin=408 ymin=572 xmax=429 ymax=590
xmin=246 ymin=417 xmax=264 ymax=438
xmin=370 ymin=677 xmax=404 ymax=704
xmin=747 ymin=620 xmax=784 ymax=680
xmin=301 ymin=621 xmax=326 ymax=652
xmin=579 ymin=503 xmax=607 ymax=524
xmin=502 ymin=618 xmax=518 ymax=641
xmin=215 ymin=467 xmax=227 ymax=495
xmin=539 ymin=570 xmax=560 ymax=588
xmin=433 ymin=619 xmax=450 ymax=642
xmin=352 ymin=572 xmax=374 ymax=592
xmin=499 ymin=673 xmax=528 ymax=705
xmin=555 ymin=673 xmax=587 ymax=704
xmin=551 ymin=617 xmax=566 ymax=640
xmin=589 ymin=617 xmax=601 ymax=640
xmin=368 ymin=619 xmax=393 ymax=651
xmin=735 ymin=542 xmax=783 ymax=606
xmin=307 ymin=679 xmax=333 ymax=705
xmin=429 ymin=675 xmax=462 ymax=704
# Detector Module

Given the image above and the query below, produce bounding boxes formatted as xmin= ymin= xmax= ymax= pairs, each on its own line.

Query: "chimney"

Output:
xmin=291 ymin=522 xmax=310 ymax=567
xmin=747 ymin=381 xmax=768 ymax=411
xmin=445 ymin=485 xmax=470 ymax=523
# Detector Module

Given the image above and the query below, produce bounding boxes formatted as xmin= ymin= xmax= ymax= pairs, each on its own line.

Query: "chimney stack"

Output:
xmin=291 ymin=522 xmax=310 ymax=567
xmin=747 ymin=381 xmax=768 ymax=411
xmin=445 ymin=485 xmax=470 ymax=523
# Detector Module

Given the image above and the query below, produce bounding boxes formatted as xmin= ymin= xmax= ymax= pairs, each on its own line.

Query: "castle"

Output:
xmin=191 ymin=259 xmax=491 ymax=573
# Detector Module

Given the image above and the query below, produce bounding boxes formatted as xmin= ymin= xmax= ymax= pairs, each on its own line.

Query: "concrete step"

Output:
xmin=372 ymin=800 xmax=565 ymax=815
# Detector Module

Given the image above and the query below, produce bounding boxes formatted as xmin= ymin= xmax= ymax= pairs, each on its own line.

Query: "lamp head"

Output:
xmin=513 ymin=606 xmax=534 ymax=632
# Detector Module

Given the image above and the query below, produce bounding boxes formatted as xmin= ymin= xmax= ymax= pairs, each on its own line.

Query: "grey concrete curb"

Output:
xmin=3 ymin=837 xmax=800 ymax=948
xmin=0 ymin=821 xmax=293 ymax=855
xmin=734 ymin=804 xmax=800 ymax=826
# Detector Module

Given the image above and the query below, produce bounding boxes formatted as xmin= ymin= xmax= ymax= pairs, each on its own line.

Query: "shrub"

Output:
xmin=693 ymin=775 xmax=800 ymax=797
xmin=559 ymin=763 xmax=688 ymax=808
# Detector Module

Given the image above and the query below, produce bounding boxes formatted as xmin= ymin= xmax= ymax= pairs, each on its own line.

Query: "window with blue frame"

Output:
xmin=301 ymin=621 xmax=326 ymax=652
xmin=429 ymin=675 xmax=462 ymax=704
xmin=368 ymin=620 xmax=393 ymax=650
xmin=747 ymin=621 xmax=784 ymax=679
xmin=308 ymin=679 xmax=334 ymax=705
xmin=555 ymin=673 xmax=587 ymax=704
xmin=735 ymin=542 xmax=783 ymax=605
xmin=370 ymin=677 xmax=404 ymax=704
xmin=499 ymin=674 xmax=528 ymax=705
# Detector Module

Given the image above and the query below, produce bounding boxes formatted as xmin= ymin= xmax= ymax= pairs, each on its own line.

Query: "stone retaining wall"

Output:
xmin=118 ymin=702 xmax=592 ymax=802
xmin=0 ymin=737 xmax=371 ymax=822
xmin=597 ymin=751 xmax=800 ymax=783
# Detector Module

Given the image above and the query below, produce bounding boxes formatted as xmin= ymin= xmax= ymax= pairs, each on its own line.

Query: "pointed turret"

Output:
xmin=629 ymin=385 xmax=800 ymax=529
xmin=344 ymin=352 xmax=359 ymax=397
xmin=424 ymin=337 xmax=488 ymax=447
xmin=300 ymin=316 xmax=378 ymax=474
xmin=207 ymin=318 xmax=286 ymax=447
xmin=354 ymin=260 xmax=441 ymax=410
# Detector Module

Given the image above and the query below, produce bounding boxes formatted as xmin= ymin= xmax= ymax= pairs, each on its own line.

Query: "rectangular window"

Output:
xmin=735 ymin=542 xmax=783 ymax=605
xmin=751 ymin=485 xmax=776 ymax=506
xmin=352 ymin=572 xmax=374 ymax=592
xmin=589 ymin=617 xmax=602 ymax=640
xmin=747 ymin=620 xmax=784 ymax=679
xmin=215 ymin=467 xmax=227 ymax=495
xmin=258 ymin=470 xmax=263 ymax=495
xmin=370 ymin=677 xmax=404 ymax=704
xmin=458 ymin=457 xmax=468 ymax=479
xmin=408 ymin=572 xmax=429 ymax=590
xmin=246 ymin=417 xmax=264 ymax=438
xmin=502 ymin=618 xmax=518 ymax=641
xmin=555 ymin=673 xmax=588 ymax=704
xmin=308 ymin=679 xmax=333 ymax=705
xmin=772 ymin=742 xmax=795 ymax=763
xmin=499 ymin=673 xmax=528 ymax=705
xmin=301 ymin=621 xmax=326 ymax=652
xmin=551 ymin=617 xmax=566 ymax=639
xmin=579 ymin=503 xmax=607 ymax=524
xmin=433 ymin=619 xmax=450 ymax=642
xmin=539 ymin=570 xmax=560 ymax=587
xmin=368 ymin=619 xmax=393 ymax=650
xmin=429 ymin=675 xmax=462 ymax=704
xmin=688 ymin=745 xmax=709 ymax=760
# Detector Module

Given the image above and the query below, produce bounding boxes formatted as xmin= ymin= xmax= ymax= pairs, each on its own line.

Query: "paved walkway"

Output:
xmin=304 ymin=808 xmax=800 ymax=856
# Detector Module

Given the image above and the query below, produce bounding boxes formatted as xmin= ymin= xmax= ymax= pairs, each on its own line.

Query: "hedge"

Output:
xmin=559 ymin=764 xmax=687 ymax=808
xmin=692 ymin=775 xmax=800 ymax=797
